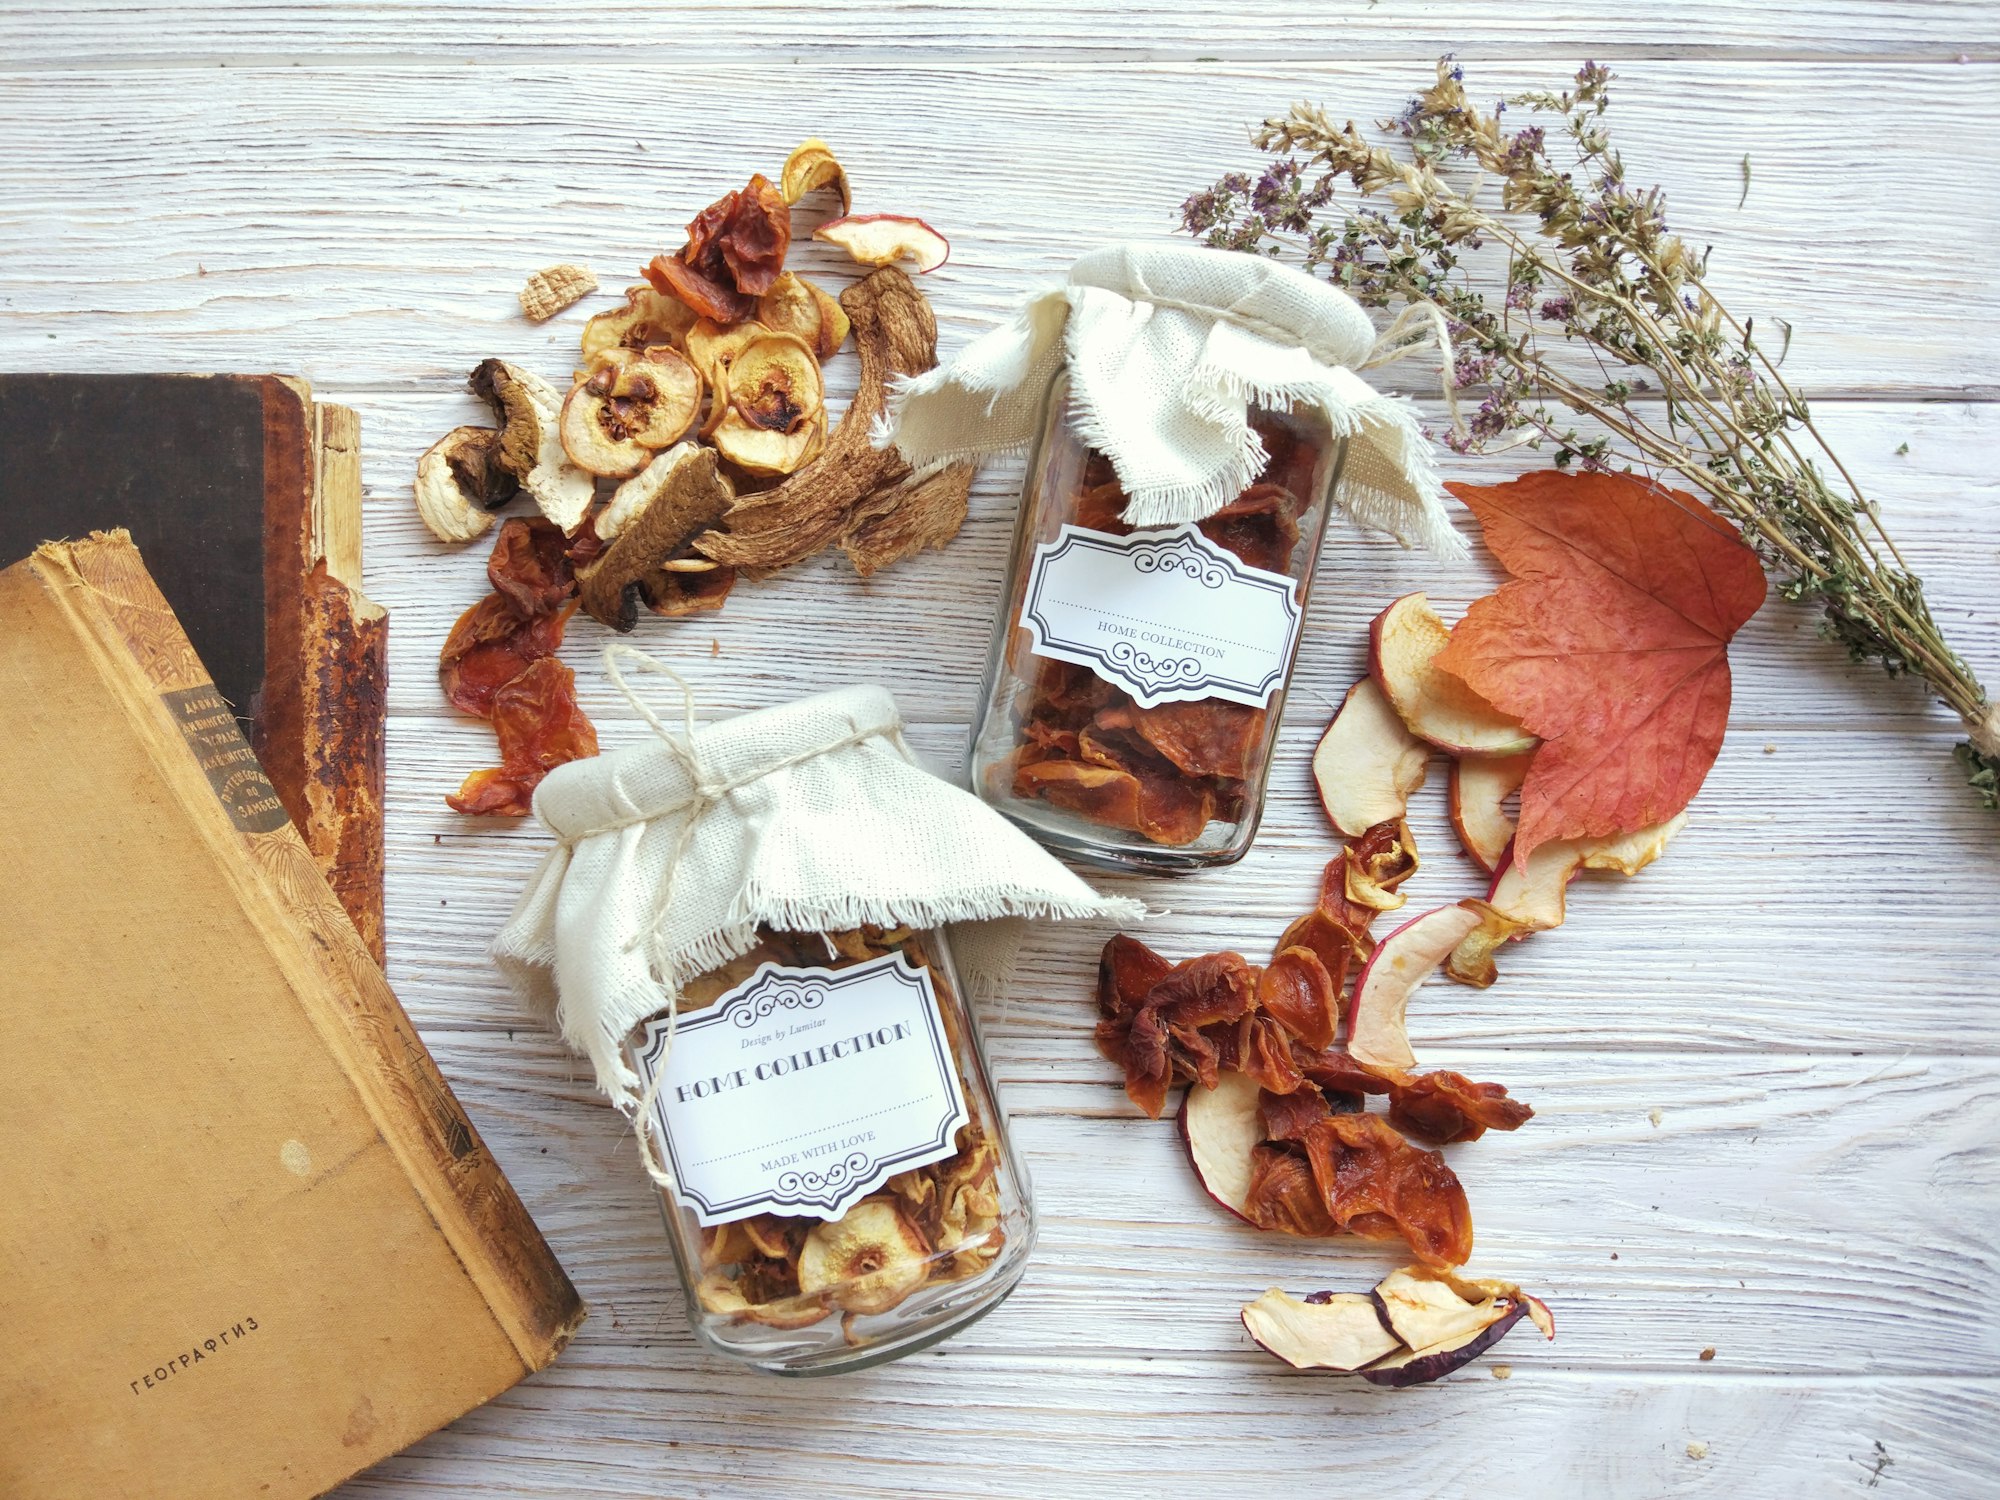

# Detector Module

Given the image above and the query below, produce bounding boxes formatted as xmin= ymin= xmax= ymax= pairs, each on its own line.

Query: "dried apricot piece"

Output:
xmin=1386 ymin=1070 xmax=1534 ymax=1145
xmin=438 ymin=593 xmax=573 ymax=718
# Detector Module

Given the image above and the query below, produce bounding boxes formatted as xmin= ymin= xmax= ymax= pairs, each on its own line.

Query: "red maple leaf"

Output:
xmin=1437 ymin=470 xmax=1766 ymax=861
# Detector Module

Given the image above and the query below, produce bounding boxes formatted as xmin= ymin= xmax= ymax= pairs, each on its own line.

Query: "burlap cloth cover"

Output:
xmin=493 ymin=647 xmax=1143 ymax=1114
xmin=882 ymin=240 xmax=1464 ymax=557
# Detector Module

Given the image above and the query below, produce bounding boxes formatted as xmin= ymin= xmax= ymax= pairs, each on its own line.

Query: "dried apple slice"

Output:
xmin=1486 ymin=812 xmax=1689 ymax=930
xmin=1313 ymin=680 xmax=1429 ymax=839
xmin=1448 ymin=751 xmax=1533 ymax=873
xmin=781 ymin=137 xmax=851 ymax=213
xmin=1359 ymin=1300 xmax=1528 ymax=1387
xmin=1370 ymin=1266 xmax=1513 ymax=1351
xmin=813 ymin=213 xmax=950 ymax=273
xmin=559 ymin=346 xmax=704 ymax=478
xmin=1371 ymin=592 xmax=1538 ymax=756
xmin=807 ymin=279 xmax=851 ymax=358
xmin=713 ymin=410 xmax=818 ymax=476
xmin=1177 ymin=1069 xmax=1262 ymax=1222
xmin=1347 ymin=904 xmax=1483 ymax=1076
xmin=727 ymin=332 xmax=823 ymax=435
xmin=796 ymin=1199 xmax=931 ymax=1316
xmin=1241 ymin=1289 xmax=1402 ymax=1372
xmin=686 ymin=317 xmax=774 ymax=389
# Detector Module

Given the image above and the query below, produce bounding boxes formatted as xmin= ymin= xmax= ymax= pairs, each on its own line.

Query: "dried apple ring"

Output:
xmin=780 ymin=138 xmax=851 ymax=214
xmin=727 ymin=332 xmax=823 ymax=436
xmin=559 ymin=346 xmax=704 ymax=478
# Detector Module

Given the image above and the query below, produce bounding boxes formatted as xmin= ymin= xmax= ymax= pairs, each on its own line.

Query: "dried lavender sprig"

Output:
xmin=1184 ymin=59 xmax=1999 ymax=800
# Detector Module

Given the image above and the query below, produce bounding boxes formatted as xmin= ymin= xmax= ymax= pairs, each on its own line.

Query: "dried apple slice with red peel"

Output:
xmin=1445 ymin=814 xmax=1689 ymax=987
xmin=1358 ymin=1300 xmax=1529 ymax=1387
xmin=1347 ymin=904 xmax=1483 ymax=1076
xmin=1177 ymin=1069 xmax=1261 ymax=1223
xmin=1313 ymin=679 xmax=1429 ymax=839
xmin=1449 ymin=751 xmax=1533 ymax=873
xmin=1371 ymin=592 xmax=1539 ymax=756
xmin=1241 ymin=1289 xmax=1402 ymax=1372
xmin=1370 ymin=1266 xmax=1512 ymax=1351
xmin=814 ymin=213 xmax=950 ymax=273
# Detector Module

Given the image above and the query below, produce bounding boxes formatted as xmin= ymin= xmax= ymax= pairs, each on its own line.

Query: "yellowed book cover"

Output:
xmin=0 ymin=531 xmax=585 ymax=1499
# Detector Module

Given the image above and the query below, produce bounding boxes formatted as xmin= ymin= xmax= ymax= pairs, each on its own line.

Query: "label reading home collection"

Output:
xmin=1021 ymin=523 xmax=1303 ymax=709
xmin=634 ymin=953 xmax=969 ymax=1227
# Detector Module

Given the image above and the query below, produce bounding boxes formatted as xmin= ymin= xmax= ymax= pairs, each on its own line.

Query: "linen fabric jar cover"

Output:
xmin=882 ymin=240 xmax=1465 ymax=554
xmin=492 ymin=645 xmax=1143 ymax=1118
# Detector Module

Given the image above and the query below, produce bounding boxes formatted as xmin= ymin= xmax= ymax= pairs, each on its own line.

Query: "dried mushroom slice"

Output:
xmin=519 ymin=262 xmax=598 ymax=322
xmin=796 ymin=1199 xmax=931 ymax=1316
xmin=559 ymin=346 xmax=704 ymax=478
xmin=780 ymin=137 xmax=851 ymax=214
xmin=575 ymin=443 xmax=734 ymax=631
xmin=468 ymin=358 xmax=597 ymax=534
xmin=414 ymin=425 xmax=517 ymax=543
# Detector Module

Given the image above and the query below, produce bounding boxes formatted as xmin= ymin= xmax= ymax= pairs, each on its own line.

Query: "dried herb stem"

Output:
xmin=1182 ymin=58 xmax=1995 ymax=801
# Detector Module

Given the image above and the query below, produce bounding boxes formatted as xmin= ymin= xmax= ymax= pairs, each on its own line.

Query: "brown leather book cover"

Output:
xmin=0 ymin=532 xmax=584 ymax=1500
xmin=0 ymin=373 xmax=388 ymax=960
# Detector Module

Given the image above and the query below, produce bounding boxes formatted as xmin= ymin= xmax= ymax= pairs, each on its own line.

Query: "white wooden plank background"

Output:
xmin=3 ymin=6 xmax=1997 ymax=1496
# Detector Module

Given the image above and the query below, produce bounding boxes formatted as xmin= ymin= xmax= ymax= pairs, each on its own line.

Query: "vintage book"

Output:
xmin=0 ymin=373 xmax=388 ymax=961
xmin=0 ymin=533 xmax=584 ymax=1499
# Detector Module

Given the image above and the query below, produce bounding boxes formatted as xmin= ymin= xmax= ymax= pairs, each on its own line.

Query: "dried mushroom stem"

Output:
xmin=576 ymin=444 xmax=735 ymax=632
xmin=413 ymin=425 xmax=517 ymax=543
xmin=467 ymin=358 xmax=596 ymax=534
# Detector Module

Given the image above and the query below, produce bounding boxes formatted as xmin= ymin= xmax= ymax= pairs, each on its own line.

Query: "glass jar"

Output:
xmin=969 ymin=374 xmax=1348 ymax=872
xmin=624 ymin=923 xmax=1035 ymax=1375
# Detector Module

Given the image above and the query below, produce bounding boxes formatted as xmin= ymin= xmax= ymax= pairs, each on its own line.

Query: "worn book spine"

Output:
xmin=36 ymin=529 xmax=584 ymax=1368
xmin=254 ymin=382 xmax=390 ymax=963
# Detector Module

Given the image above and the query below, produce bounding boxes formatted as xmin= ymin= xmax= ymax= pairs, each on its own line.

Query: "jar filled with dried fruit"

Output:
xmin=886 ymin=243 xmax=1460 ymax=874
xmin=966 ymin=374 xmax=1347 ymax=869
xmin=621 ymin=923 xmax=1033 ymax=1373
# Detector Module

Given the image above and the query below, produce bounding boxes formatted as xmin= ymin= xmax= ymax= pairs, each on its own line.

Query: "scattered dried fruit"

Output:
xmin=519 ymin=262 xmax=598 ymax=322
xmin=814 ymin=213 xmax=950 ymax=273
xmin=468 ymin=358 xmax=596 ymax=534
xmin=414 ymin=425 xmax=517 ymax=543
xmin=780 ymin=138 xmax=851 ymax=214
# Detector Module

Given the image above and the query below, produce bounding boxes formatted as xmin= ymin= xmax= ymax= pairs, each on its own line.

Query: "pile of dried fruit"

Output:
xmin=416 ymin=140 xmax=969 ymax=813
xmin=1007 ymin=419 xmax=1320 ymax=846
xmin=1093 ymin=468 xmax=1764 ymax=1381
xmin=683 ymin=928 xmax=1007 ymax=1341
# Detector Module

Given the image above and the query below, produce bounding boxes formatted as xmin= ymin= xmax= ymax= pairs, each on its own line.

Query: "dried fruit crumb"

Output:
xmin=1491 ymin=1363 xmax=1512 ymax=1380
xmin=1699 ymin=1346 xmax=1716 ymax=1361
xmin=1648 ymin=1108 xmax=1662 ymax=1127
xmin=1763 ymin=743 xmax=1777 ymax=754
xmin=1686 ymin=1441 xmax=1709 ymax=1460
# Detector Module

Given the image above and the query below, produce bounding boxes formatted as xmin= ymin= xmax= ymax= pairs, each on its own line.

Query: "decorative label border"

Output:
xmin=635 ymin=953 xmax=969 ymax=1225
xmin=1021 ymin=523 xmax=1303 ymax=709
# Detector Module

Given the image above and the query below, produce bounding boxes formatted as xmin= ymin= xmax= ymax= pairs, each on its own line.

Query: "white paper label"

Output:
xmin=633 ymin=952 xmax=969 ymax=1226
xmin=1021 ymin=523 xmax=1303 ymax=709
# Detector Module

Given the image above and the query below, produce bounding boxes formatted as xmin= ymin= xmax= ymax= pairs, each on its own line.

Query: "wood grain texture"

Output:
xmin=1 ymin=7 xmax=1995 ymax=1495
